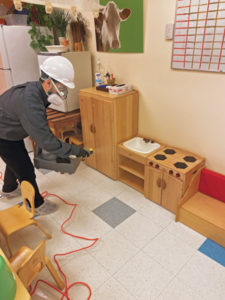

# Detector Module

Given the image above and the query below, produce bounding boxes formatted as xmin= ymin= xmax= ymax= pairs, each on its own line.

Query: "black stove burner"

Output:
xmin=154 ymin=154 xmax=167 ymax=161
xmin=183 ymin=156 xmax=197 ymax=163
xmin=174 ymin=162 xmax=188 ymax=169
xmin=164 ymin=149 xmax=176 ymax=155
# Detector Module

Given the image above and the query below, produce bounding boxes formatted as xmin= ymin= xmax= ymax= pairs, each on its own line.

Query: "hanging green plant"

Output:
xmin=25 ymin=3 xmax=53 ymax=52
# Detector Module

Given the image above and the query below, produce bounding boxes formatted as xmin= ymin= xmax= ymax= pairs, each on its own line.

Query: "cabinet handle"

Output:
xmin=162 ymin=179 xmax=167 ymax=190
xmin=156 ymin=178 xmax=161 ymax=188
xmin=90 ymin=124 xmax=96 ymax=133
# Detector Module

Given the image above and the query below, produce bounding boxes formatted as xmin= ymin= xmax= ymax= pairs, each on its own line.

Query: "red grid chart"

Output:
xmin=172 ymin=0 xmax=225 ymax=72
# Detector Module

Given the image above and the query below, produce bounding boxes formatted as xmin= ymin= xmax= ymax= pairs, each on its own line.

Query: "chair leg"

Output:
xmin=5 ymin=236 xmax=13 ymax=258
xmin=34 ymin=222 xmax=52 ymax=239
xmin=45 ymin=257 xmax=65 ymax=290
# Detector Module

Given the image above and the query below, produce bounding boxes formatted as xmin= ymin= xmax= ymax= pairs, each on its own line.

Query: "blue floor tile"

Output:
xmin=198 ymin=239 xmax=225 ymax=267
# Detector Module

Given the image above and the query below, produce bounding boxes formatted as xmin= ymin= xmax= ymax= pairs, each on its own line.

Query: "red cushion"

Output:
xmin=199 ymin=168 xmax=225 ymax=203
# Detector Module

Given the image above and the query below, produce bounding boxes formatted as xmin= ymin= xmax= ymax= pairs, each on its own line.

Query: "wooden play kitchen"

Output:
xmin=145 ymin=147 xmax=205 ymax=213
xmin=118 ymin=143 xmax=205 ymax=214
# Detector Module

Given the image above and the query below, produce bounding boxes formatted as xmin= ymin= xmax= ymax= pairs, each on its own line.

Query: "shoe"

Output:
xmin=35 ymin=200 xmax=58 ymax=216
xmin=1 ymin=186 xmax=21 ymax=199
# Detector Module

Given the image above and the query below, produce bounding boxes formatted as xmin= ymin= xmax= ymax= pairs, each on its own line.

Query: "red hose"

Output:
xmin=29 ymin=191 xmax=99 ymax=300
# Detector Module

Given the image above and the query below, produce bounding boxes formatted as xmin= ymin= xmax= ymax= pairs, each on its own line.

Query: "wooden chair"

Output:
xmin=10 ymin=240 xmax=64 ymax=290
xmin=0 ymin=181 xmax=51 ymax=257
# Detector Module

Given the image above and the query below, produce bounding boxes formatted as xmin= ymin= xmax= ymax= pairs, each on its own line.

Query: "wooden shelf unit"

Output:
xmin=117 ymin=143 xmax=162 ymax=193
xmin=119 ymin=169 xmax=144 ymax=193
xmin=119 ymin=156 xmax=145 ymax=179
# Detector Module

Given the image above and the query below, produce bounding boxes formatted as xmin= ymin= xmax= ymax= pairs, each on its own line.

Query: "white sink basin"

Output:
xmin=123 ymin=137 xmax=161 ymax=154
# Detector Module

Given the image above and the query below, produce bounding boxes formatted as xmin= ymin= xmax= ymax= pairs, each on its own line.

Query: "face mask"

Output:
xmin=47 ymin=93 xmax=64 ymax=106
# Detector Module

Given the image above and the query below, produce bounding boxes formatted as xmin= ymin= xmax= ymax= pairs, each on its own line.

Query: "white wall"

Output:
xmin=84 ymin=0 xmax=225 ymax=174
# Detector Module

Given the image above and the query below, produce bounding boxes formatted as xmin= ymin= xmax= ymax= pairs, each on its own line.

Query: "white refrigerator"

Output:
xmin=0 ymin=25 xmax=40 ymax=95
xmin=0 ymin=25 xmax=40 ymax=151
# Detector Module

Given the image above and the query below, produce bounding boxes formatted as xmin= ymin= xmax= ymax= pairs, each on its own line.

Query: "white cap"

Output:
xmin=40 ymin=56 xmax=75 ymax=89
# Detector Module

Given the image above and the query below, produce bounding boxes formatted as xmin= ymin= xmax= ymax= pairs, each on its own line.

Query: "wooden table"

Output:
xmin=46 ymin=108 xmax=81 ymax=138
xmin=0 ymin=249 xmax=31 ymax=300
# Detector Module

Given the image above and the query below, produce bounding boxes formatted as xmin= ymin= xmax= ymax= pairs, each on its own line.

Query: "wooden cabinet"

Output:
xmin=145 ymin=166 xmax=183 ymax=212
xmin=144 ymin=167 xmax=162 ymax=205
xmin=145 ymin=147 xmax=205 ymax=213
xmin=161 ymin=172 xmax=184 ymax=212
xmin=79 ymin=87 xmax=139 ymax=179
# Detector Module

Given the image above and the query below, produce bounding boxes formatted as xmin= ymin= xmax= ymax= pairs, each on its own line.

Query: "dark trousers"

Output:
xmin=0 ymin=138 xmax=44 ymax=208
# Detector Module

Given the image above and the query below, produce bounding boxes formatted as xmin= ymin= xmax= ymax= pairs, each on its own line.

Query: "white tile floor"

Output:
xmin=0 ymin=158 xmax=225 ymax=300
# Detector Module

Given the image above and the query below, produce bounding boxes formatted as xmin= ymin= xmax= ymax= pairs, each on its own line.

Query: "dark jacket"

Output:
xmin=0 ymin=81 xmax=81 ymax=157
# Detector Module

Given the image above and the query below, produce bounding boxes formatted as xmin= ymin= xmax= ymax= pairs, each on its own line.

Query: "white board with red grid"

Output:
xmin=172 ymin=0 xmax=225 ymax=72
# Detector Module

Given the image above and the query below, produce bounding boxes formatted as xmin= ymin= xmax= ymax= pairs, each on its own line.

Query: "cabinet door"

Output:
xmin=79 ymin=94 xmax=96 ymax=169
xmin=144 ymin=166 xmax=162 ymax=205
xmin=92 ymin=97 xmax=115 ymax=178
xmin=161 ymin=172 xmax=183 ymax=213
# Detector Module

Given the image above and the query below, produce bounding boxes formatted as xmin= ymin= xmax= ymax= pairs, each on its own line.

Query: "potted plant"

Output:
xmin=51 ymin=8 xmax=68 ymax=45
xmin=25 ymin=3 xmax=53 ymax=52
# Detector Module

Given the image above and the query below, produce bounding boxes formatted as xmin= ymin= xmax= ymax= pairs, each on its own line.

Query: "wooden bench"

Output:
xmin=176 ymin=168 xmax=225 ymax=248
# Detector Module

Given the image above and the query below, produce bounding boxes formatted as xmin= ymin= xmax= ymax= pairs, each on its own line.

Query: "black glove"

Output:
xmin=77 ymin=147 xmax=91 ymax=158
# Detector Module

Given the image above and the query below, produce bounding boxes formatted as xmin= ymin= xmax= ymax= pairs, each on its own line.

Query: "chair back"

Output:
xmin=17 ymin=240 xmax=46 ymax=287
xmin=21 ymin=181 xmax=35 ymax=217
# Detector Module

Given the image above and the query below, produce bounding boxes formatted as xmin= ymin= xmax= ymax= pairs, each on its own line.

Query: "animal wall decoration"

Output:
xmin=94 ymin=0 xmax=143 ymax=53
